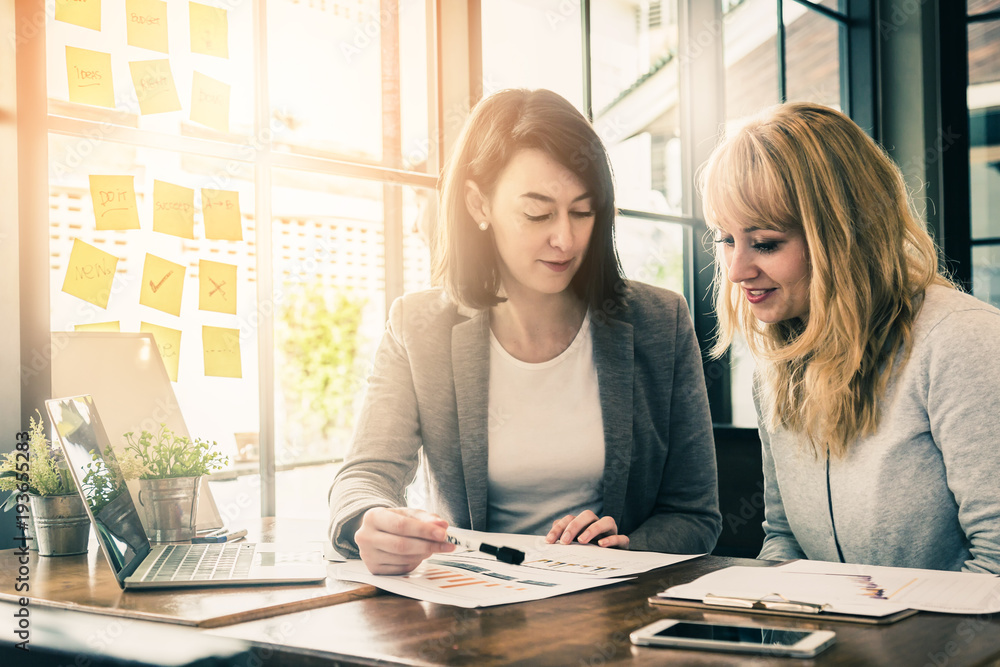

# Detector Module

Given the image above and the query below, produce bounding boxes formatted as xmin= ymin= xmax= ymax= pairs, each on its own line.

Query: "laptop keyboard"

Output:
xmin=142 ymin=543 xmax=255 ymax=583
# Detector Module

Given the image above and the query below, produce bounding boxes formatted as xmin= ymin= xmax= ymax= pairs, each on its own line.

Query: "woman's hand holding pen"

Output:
xmin=544 ymin=510 xmax=630 ymax=549
xmin=355 ymin=507 xmax=456 ymax=575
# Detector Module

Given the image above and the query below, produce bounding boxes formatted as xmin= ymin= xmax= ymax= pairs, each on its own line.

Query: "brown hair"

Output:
xmin=433 ymin=88 xmax=624 ymax=311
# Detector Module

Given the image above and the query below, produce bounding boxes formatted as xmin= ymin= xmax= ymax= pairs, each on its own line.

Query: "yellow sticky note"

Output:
xmin=139 ymin=253 xmax=186 ymax=316
xmin=74 ymin=321 xmax=121 ymax=332
xmin=141 ymin=322 xmax=182 ymax=382
xmin=129 ymin=59 xmax=181 ymax=114
xmin=199 ymin=260 xmax=237 ymax=315
xmin=56 ymin=0 xmax=102 ymax=31
xmin=190 ymin=71 xmax=230 ymax=133
xmin=62 ymin=239 xmax=120 ymax=309
xmin=126 ymin=0 xmax=169 ymax=54
xmin=203 ymin=326 xmax=241 ymax=378
xmin=201 ymin=188 xmax=242 ymax=240
xmin=190 ymin=2 xmax=229 ymax=58
xmin=153 ymin=180 xmax=195 ymax=239
xmin=89 ymin=175 xmax=141 ymax=230
xmin=66 ymin=47 xmax=115 ymax=108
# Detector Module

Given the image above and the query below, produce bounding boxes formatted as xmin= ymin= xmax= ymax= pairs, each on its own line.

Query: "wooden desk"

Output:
xmin=208 ymin=555 xmax=1000 ymax=666
xmin=0 ymin=517 xmax=375 ymax=628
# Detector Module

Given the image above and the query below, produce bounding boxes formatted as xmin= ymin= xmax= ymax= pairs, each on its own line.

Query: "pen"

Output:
xmin=192 ymin=528 xmax=248 ymax=544
xmin=445 ymin=531 xmax=525 ymax=565
xmin=702 ymin=593 xmax=829 ymax=614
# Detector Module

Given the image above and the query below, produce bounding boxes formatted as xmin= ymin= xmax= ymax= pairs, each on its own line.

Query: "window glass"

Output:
xmin=591 ymin=0 xmax=683 ymax=214
xmin=48 ymin=136 xmax=258 ymax=468
xmin=481 ymin=0 xmax=585 ymax=110
xmin=969 ymin=0 xmax=1000 ymax=15
xmin=969 ymin=20 xmax=1000 ymax=241
xmin=403 ymin=185 xmax=436 ymax=294
xmin=973 ymin=245 xmax=1000 ymax=309
xmin=48 ymin=0 xmax=255 ymax=138
xmin=783 ymin=4 xmax=842 ymax=109
xmin=797 ymin=0 xmax=844 ymax=13
xmin=271 ymin=168 xmax=387 ymax=469
xmin=616 ymin=216 xmax=686 ymax=296
xmin=268 ymin=0 xmax=429 ymax=165
xmin=723 ymin=0 xmax=779 ymax=125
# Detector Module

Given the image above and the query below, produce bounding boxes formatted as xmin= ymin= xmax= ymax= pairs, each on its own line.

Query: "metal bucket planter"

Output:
xmin=138 ymin=476 xmax=201 ymax=542
xmin=29 ymin=493 xmax=90 ymax=557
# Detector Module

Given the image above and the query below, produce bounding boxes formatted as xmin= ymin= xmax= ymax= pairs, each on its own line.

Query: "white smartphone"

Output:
xmin=629 ymin=619 xmax=836 ymax=658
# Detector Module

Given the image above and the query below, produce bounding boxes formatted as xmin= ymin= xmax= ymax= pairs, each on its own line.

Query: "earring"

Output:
xmin=478 ymin=220 xmax=489 ymax=231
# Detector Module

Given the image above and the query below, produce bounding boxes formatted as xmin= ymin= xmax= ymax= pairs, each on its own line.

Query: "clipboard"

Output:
xmin=648 ymin=596 xmax=919 ymax=625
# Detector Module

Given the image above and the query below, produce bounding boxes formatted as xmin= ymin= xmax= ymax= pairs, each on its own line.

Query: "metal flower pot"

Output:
xmin=28 ymin=493 xmax=90 ymax=557
xmin=138 ymin=476 xmax=202 ymax=542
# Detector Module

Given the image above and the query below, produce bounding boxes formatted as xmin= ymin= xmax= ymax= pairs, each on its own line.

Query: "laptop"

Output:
xmin=45 ymin=394 xmax=328 ymax=589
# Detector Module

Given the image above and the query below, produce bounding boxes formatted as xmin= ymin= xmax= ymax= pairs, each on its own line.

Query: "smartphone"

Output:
xmin=629 ymin=619 xmax=835 ymax=658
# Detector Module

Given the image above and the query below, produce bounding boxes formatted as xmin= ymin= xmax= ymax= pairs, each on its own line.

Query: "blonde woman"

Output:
xmin=702 ymin=102 xmax=1000 ymax=574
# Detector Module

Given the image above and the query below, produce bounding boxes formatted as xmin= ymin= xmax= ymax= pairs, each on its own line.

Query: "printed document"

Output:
xmin=776 ymin=560 xmax=1000 ymax=614
xmin=334 ymin=528 xmax=702 ymax=608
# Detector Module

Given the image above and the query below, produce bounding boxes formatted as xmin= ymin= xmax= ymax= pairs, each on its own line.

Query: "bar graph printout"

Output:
xmin=333 ymin=558 xmax=631 ymax=608
xmin=333 ymin=528 xmax=701 ymax=608
xmin=662 ymin=561 xmax=1000 ymax=616
xmin=442 ymin=527 xmax=702 ymax=577
xmin=776 ymin=560 xmax=1000 ymax=614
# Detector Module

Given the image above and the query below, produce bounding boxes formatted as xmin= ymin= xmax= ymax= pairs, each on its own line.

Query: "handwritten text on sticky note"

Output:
xmin=126 ymin=0 xmax=169 ymax=53
xmin=189 ymin=2 xmax=229 ymax=58
xmin=201 ymin=188 xmax=242 ymax=240
xmin=190 ymin=71 xmax=230 ymax=133
xmin=62 ymin=239 xmax=120 ymax=309
xmin=89 ymin=175 xmax=141 ymax=230
xmin=153 ymin=179 xmax=195 ymax=239
xmin=141 ymin=321 xmax=182 ymax=382
xmin=203 ymin=325 xmax=241 ymax=378
xmin=129 ymin=59 xmax=181 ymax=114
xmin=66 ymin=47 xmax=115 ymax=108
xmin=56 ymin=0 xmax=102 ymax=31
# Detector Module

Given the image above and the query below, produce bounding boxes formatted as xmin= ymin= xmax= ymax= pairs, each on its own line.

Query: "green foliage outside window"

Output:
xmin=278 ymin=285 xmax=365 ymax=456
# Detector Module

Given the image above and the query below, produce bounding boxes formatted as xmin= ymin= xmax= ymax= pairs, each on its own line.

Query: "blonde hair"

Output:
xmin=701 ymin=102 xmax=952 ymax=457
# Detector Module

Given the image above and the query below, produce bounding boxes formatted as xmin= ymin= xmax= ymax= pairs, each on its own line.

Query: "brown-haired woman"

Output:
xmin=330 ymin=88 xmax=721 ymax=575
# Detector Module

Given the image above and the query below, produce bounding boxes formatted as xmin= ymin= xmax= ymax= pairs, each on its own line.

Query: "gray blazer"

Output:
xmin=329 ymin=281 xmax=721 ymax=557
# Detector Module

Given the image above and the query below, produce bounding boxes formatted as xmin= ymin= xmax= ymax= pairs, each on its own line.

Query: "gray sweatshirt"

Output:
xmin=757 ymin=285 xmax=1000 ymax=574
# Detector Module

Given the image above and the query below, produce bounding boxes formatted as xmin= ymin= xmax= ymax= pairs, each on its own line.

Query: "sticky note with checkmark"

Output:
xmin=139 ymin=253 xmax=186 ymax=316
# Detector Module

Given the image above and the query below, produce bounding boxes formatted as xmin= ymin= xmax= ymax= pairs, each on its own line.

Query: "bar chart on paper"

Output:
xmin=334 ymin=557 xmax=630 ymax=608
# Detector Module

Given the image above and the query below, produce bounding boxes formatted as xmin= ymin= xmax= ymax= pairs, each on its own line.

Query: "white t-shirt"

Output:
xmin=485 ymin=312 xmax=605 ymax=535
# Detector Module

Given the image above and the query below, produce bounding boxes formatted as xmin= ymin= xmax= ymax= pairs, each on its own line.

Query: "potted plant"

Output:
xmin=121 ymin=425 xmax=227 ymax=542
xmin=0 ymin=411 xmax=89 ymax=556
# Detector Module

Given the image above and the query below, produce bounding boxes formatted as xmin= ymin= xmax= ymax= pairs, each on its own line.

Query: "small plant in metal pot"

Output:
xmin=122 ymin=425 xmax=227 ymax=542
xmin=0 ymin=412 xmax=89 ymax=556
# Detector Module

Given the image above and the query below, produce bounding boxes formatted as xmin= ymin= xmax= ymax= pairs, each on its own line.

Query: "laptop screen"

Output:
xmin=46 ymin=395 xmax=151 ymax=583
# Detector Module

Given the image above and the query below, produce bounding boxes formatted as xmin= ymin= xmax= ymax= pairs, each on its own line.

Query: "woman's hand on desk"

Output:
xmin=355 ymin=507 xmax=456 ymax=575
xmin=545 ymin=510 xmax=630 ymax=549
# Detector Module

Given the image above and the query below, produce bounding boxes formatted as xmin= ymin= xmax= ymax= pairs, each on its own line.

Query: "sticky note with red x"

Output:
xmin=199 ymin=259 xmax=236 ymax=315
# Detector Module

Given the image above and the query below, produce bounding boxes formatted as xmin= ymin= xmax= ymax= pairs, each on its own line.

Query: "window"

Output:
xmin=29 ymin=0 xmax=439 ymax=521
xmin=968 ymin=0 xmax=1000 ymax=309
